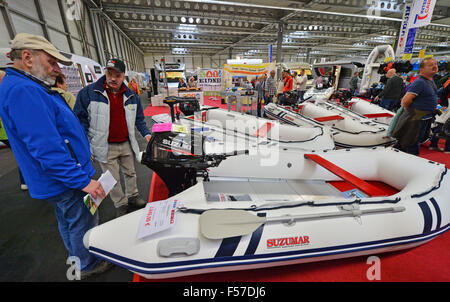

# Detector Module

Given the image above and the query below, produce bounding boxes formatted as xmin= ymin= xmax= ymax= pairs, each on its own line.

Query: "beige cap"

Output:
xmin=10 ymin=33 xmax=72 ymax=66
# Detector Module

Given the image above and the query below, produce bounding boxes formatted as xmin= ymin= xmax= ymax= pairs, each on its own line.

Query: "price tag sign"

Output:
xmin=137 ymin=199 xmax=178 ymax=239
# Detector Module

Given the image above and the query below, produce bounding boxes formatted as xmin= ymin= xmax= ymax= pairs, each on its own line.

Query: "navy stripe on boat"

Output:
xmin=88 ymin=223 xmax=450 ymax=272
xmin=418 ymin=201 xmax=433 ymax=234
xmin=429 ymin=198 xmax=441 ymax=230
xmin=244 ymin=213 xmax=266 ymax=256
xmin=215 ymin=236 xmax=241 ymax=258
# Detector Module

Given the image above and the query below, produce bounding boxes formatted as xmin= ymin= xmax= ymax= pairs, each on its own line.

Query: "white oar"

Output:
xmin=199 ymin=206 xmax=405 ymax=239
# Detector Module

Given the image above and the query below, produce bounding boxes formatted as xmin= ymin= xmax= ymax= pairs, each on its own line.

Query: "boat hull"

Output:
xmin=84 ymin=148 xmax=449 ymax=279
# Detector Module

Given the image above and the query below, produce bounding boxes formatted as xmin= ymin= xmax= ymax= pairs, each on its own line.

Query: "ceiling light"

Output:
xmin=181 ymin=17 xmax=186 ymax=23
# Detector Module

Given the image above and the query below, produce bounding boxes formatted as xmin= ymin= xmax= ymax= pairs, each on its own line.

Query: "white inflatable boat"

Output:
xmin=345 ymin=97 xmax=395 ymax=125
xmin=264 ymin=102 xmax=396 ymax=148
xmin=152 ymin=105 xmax=335 ymax=153
xmin=84 ymin=146 xmax=449 ymax=279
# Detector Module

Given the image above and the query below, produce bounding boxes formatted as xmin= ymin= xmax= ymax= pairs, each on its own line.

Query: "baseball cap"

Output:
xmin=10 ymin=33 xmax=72 ymax=66
xmin=105 ymin=58 xmax=126 ymax=74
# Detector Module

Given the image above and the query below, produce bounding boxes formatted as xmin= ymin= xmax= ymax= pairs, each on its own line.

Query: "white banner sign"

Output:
xmin=395 ymin=4 xmax=413 ymax=58
xmin=407 ymin=0 xmax=436 ymax=28
xmin=197 ymin=69 xmax=223 ymax=91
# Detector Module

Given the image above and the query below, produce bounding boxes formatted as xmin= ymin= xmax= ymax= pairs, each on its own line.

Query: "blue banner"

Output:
xmin=404 ymin=27 xmax=417 ymax=54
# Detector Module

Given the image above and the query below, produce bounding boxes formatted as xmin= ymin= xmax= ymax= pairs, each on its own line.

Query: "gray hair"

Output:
xmin=9 ymin=48 xmax=39 ymax=61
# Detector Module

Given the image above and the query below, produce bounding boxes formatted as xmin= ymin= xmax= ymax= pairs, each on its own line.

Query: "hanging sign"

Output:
xmin=408 ymin=0 xmax=436 ymax=28
xmin=395 ymin=4 xmax=415 ymax=58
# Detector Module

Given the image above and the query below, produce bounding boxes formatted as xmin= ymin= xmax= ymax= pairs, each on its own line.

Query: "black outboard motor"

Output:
xmin=280 ymin=90 xmax=299 ymax=106
xmin=331 ymin=89 xmax=353 ymax=106
xmin=141 ymin=129 xmax=248 ymax=196
xmin=163 ymin=96 xmax=201 ymax=122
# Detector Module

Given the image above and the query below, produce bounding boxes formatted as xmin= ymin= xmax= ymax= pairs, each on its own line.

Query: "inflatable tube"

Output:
xmin=84 ymin=147 xmax=449 ymax=279
xmin=152 ymin=108 xmax=336 ymax=153
xmin=347 ymin=97 xmax=395 ymax=125
xmin=265 ymin=102 xmax=395 ymax=148
xmin=360 ymin=45 xmax=395 ymax=94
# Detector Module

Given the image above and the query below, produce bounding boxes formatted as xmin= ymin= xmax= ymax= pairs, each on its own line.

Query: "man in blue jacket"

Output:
xmin=0 ymin=33 xmax=111 ymax=279
xmin=74 ymin=59 xmax=151 ymax=217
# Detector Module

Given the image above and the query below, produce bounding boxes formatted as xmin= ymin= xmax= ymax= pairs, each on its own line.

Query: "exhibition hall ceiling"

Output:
xmin=95 ymin=0 xmax=450 ymax=60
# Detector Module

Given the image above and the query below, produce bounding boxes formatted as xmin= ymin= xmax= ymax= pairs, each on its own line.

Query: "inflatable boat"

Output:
xmin=152 ymin=97 xmax=335 ymax=153
xmin=84 ymin=136 xmax=449 ymax=279
xmin=264 ymin=102 xmax=396 ymax=148
xmin=344 ymin=97 xmax=395 ymax=125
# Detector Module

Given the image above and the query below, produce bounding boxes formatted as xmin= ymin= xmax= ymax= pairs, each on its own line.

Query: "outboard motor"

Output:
xmin=163 ymin=96 xmax=201 ymax=122
xmin=280 ymin=90 xmax=299 ymax=106
xmin=141 ymin=129 xmax=248 ymax=196
xmin=331 ymin=89 xmax=353 ymax=106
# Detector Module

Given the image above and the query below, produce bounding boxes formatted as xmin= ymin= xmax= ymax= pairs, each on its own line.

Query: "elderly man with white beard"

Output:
xmin=0 ymin=33 xmax=112 ymax=279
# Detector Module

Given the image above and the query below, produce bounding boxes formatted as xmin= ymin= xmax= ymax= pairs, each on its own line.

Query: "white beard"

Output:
xmin=30 ymin=63 xmax=56 ymax=86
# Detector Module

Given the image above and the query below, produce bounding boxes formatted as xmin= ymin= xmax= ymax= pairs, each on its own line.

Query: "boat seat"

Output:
xmin=304 ymin=153 xmax=387 ymax=197
xmin=363 ymin=113 xmax=393 ymax=118
xmin=314 ymin=115 xmax=345 ymax=122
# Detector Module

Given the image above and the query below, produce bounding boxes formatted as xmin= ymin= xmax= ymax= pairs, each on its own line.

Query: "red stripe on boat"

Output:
xmin=255 ymin=122 xmax=274 ymax=138
xmin=305 ymin=154 xmax=387 ymax=197
xmin=314 ymin=115 xmax=345 ymax=122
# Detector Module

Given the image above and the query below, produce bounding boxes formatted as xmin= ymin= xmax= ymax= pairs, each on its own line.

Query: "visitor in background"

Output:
xmin=188 ymin=76 xmax=197 ymax=88
xmin=128 ymin=77 xmax=142 ymax=96
xmin=178 ymin=77 xmax=187 ymax=89
xmin=375 ymin=68 xmax=404 ymax=112
xmin=264 ymin=70 xmax=277 ymax=106
xmin=349 ymin=71 xmax=359 ymax=95
xmin=256 ymin=74 xmax=266 ymax=117
xmin=51 ymin=73 xmax=76 ymax=110
xmin=74 ymin=58 xmax=151 ymax=218
xmin=296 ymin=69 xmax=308 ymax=102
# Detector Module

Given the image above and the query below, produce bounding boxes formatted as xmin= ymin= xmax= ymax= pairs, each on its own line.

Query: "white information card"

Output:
xmin=137 ymin=199 xmax=178 ymax=239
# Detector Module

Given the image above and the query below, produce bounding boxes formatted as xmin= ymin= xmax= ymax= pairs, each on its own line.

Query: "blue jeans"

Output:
xmin=45 ymin=189 xmax=101 ymax=272
xmin=297 ymin=90 xmax=305 ymax=102
xmin=380 ymin=99 xmax=398 ymax=111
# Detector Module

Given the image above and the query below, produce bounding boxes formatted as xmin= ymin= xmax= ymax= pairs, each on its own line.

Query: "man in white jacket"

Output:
xmin=296 ymin=69 xmax=308 ymax=102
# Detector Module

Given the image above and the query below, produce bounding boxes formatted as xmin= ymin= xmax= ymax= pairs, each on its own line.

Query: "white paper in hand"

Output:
xmin=84 ymin=170 xmax=117 ymax=215
xmin=137 ymin=199 xmax=178 ymax=239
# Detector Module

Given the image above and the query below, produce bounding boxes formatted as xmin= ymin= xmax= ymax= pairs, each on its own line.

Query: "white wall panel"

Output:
xmin=60 ymin=0 xmax=80 ymax=39
xmin=71 ymin=39 xmax=83 ymax=56
xmin=48 ymin=29 xmax=70 ymax=52
xmin=41 ymin=0 xmax=64 ymax=29
xmin=10 ymin=13 xmax=43 ymax=36
xmin=0 ymin=12 xmax=11 ymax=48
xmin=7 ymin=0 xmax=39 ymax=19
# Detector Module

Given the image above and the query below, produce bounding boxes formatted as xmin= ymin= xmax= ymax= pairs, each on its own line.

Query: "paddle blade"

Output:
xmin=199 ymin=209 xmax=266 ymax=239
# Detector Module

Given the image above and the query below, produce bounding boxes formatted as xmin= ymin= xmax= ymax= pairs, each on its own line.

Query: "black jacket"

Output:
xmin=379 ymin=75 xmax=404 ymax=101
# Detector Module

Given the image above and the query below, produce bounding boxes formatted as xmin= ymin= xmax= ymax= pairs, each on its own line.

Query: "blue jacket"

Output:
xmin=0 ymin=68 xmax=95 ymax=199
xmin=74 ymin=75 xmax=150 ymax=163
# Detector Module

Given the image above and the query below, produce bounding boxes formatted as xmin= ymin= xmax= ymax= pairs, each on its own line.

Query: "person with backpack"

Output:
xmin=375 ymin=68 xmax=404 ymax=111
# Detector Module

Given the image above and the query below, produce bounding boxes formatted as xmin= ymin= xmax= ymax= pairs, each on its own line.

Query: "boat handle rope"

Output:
xmin=177 ymin=196 xmax=403 ymax=215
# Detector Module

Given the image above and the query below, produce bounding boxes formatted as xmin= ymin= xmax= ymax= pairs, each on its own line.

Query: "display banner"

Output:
xmin=268 ymin=44 xmax=273 ymax=63
xmin=403 ymin=27 xmax=417 ymax=56
xmin=395 ymin=4 xmax=413 ymax=58
xmin=197 ymin=69 xmax=223 ymax=92
xmin=408 ymin=0 xmax=436 ymax=28
xmin=223 ymin=63 xmax=273 ymax=75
